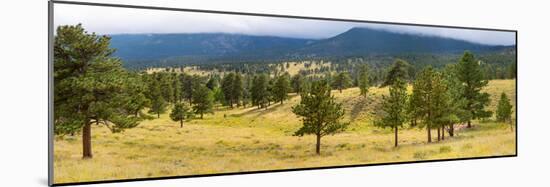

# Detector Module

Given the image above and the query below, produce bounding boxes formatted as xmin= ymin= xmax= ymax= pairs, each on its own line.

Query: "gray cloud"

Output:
xmin=54 ymin=4 xmax=515 ymax=45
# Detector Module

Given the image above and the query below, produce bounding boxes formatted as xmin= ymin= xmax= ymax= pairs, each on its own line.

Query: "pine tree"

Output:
xmin=332 ymin=72 xmax=352 ymax=93
xmin=192 ymin=85 xmax=214 ymax=119
xmin=149 ymin=79 xmax=167 ymax=119
xmin=291 ymin=74 xmax=305 ymax=93
xmin=173 ymin=74 xmax=182 ymax=102
xmin=251 ymin=74 xmax=269 ymax=108
xmin=376 ymin=78 xmax=408 ymax=147
xmin=170 ymin=102 xmax=191 ymax=128
xmin=159 ymin=73 xmax=174 ymax=103
xmin=411 ymin=67 xmax=436 ymax=143
xmin=381 ymin=59 xmax=410 ymax=87
xmin=232 ymin=73 xmax=244 ymax=107
xmin=53 ymin=24 xmax=143 ymax=159
xmin=124 ymin=73 xmax=151 ymax=118
xmin=496 ymin=92 xmax=513 ymax=125
xmin=456 ymin=51 xmax=492 ymax=128
xmin=206 ymin=75 xmax=219 ymax=90
xmin=358 ymin=64 xmax=370 ymax=98
xmin=274 ymin=74 xmax=291 ymax=104
xmin=221 ymin=72 xmax=235 ymax=107
xmin=181 ymin=73 xmax=195 ymax=104
xmin=442 ymin=64 xmax=470 ymax=137
xmin=292 ymin=80 xmax=349 ymax=155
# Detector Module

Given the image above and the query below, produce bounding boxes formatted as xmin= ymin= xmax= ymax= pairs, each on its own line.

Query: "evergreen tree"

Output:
xmin=159 ymin=73 xmax=175 ymax=103
xmin=274 ymin=74 xmax=291 ymax=104
xmin=53 ymin=24 xmax=142 ymax=159
xmin=170 ymin=102 xmax=191 ymax=128
xmin=292 ymin=80 xmax=349 ymax=155
xmin=206 ymin=75 xmax=219 ymax=90
xmin=251 ymin=74 xmax=269 ymax=108
xmin=381 ymin=59 xmax=410 ymax=87
xmin=212 ymin=87 xmax=224 ymax=107
xmin=180 ymin=73 xmax=194 ymax=104
xmin=173 ymin=74 xmax=182 ymax=102
xmin=332 ymin=72 xmax=352 ymax=93
xmin=291 ymin=74 xmax=305 ymax=93
xmin=358 ymin=64 xmax=370 ymax=98
xmin=192 ymin=85 xmax=214 ymax=119
xmin=149 ymin=80 xmax=167 ymax=119
xmin=411 ymin=67 xmax=436 ymax=143
xmin=221 ymin=72 xmax=235 ymax=107
xmin=456 ymin=51 xmax=492 ymax=128
xmin=442 ymin=64 xmax=470 ymax=137
xmin=376 ymin=78 xmax=407 ymax=147
xmin=124 ymin=73 xmax=151 ymax=118
xmin=496 ymin=92 xmax=513 ymax=126
xmin=232 ymin=73 xmax=244 ymax=107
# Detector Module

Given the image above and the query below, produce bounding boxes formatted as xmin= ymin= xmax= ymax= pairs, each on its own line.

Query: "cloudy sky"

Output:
xmin=54 ymin=4 xmax=516 ymax=46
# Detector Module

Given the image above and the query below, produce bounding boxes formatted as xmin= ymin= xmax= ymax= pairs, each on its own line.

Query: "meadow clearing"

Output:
xmin=53 ymin=79 xmax=516 ymax=183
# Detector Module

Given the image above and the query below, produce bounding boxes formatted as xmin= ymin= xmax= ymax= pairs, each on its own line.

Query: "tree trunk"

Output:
xmin=200 ymin=113 xmax=204 ymax=119
xmin=427 ymin=125 xmax=432 ymax=143
xmin=509 ymin=119 xmax=514 ymax=132
xmin=82 ymin=123 xmax=92 ymax=159
xmin=394 ymin=126 xmax=398 ymax=147
xmin=157 ymin=112 xmax=160 ymax=119
xmin=315 ymin=134 xmax=321 ymax=155
xmin=442 ymin=126 xmax=445 ymax=140
xmin=180 ymin=120 xmax=183 ymax=128
xmin=467 ymin=120 xmax=472 ymax=128
xmin=437 ymin=127 xmax=441 ymax=142
xmin=449 ymin=124 xmax=454 ymax=137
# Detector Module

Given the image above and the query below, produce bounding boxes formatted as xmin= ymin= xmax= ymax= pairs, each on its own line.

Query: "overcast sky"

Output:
xmin=54 ymin=4 xmax=516 ymax=46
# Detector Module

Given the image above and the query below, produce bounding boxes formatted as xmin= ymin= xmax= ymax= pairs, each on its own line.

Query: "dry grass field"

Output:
xmin=53 ymin=79 xmax=516 ymax=184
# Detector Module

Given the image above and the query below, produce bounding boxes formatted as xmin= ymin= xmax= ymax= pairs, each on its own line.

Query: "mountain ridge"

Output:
xmin=108 ymin=27 xmax=514 ymax=65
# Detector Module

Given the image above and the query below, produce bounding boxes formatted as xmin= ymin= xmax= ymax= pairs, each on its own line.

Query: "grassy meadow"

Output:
xmin=53 ymin=79 xmax=516 ymax=183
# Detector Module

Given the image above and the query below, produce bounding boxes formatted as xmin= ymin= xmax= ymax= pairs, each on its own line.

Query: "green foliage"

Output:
xmin=172 ymin=74 xmax=182 ymax=102
xmin=206 ymin=75 xmax=219 ymax=90
xmin=442 ymin=64 xmax=470 ymax=125
xmin=357 ymin=64 xmax=370 ymax=97
xmin=381 ymin=59 xmax=410 ymax=87
xmin=496 ymin=93 xmax=513 ymax=122
xmin=170 ymin=103 xmax=191 ymax=128
xmin=332 ymin=72 xmax=353 ymax=93
xmin=192 ymin=85 xmax=214 ymax=119
xmin=232 ymin=73 xmax=244 ymax=106
xmin=377 ymin=78 xmax=408 ymax=129
xmin=149 ymin=79 xmax=168 ymax=119
xmin=292 ymin=80 xmax=348 ymax=154
xmin=251 ymin=74 xmax=270 ymax=108
xmin=54 ymin=24 xmax=146 ymax=158
xmin=291 ymin=74 xmax=305 ymax=93
xmin=221 ymin=72 xmax=236 ymax=107
xmin=273 ymin=74 xmax=291 ymax=104
xmin=410 ymin=66 xmax=451 ymax=142
xmin=457 ymin=51 xmax=492 ymax=126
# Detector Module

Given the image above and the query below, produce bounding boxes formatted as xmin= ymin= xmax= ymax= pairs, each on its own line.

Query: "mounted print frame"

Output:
xmin=49 ymin=0 xmax=517 ymax=186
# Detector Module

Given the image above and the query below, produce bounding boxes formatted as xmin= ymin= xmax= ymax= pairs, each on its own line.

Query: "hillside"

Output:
xmin=53 ymin=79 xmax=516 ymax=183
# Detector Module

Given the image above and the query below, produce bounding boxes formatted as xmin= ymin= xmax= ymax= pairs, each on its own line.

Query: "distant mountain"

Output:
xmin=109 ymin=33 xmax=313 ymax=61
xmin=108 ymin=27 xmax=513 ymax=66
xmin=297 ymin=27 xmax=509 ymax=56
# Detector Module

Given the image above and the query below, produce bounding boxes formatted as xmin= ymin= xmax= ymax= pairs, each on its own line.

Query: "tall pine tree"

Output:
xmin=358 ymin=64 xmax=370 ymax=98
xmin=376 ymin=78 xmax=407 ymax=147
xmin=292 ymin=80 xmax=349 ymax=155
xmin=54 ymin=24 xmax=143 ymax=159
xmin=456 ymin=51 xmax=492 ymax=128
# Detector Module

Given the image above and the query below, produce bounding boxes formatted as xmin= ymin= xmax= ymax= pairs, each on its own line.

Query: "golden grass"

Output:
xmin=53 ymin=79 xmax=516 ymax=183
